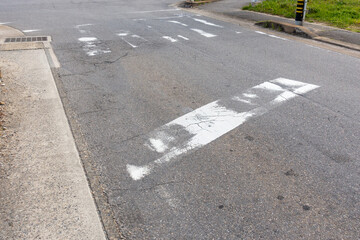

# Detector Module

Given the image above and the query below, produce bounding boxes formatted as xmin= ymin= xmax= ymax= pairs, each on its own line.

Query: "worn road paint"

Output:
xmin=121 ymin=38 xmax=137 ymax=48
xmin=132 ymin=34 xmax=147 ymax=41
xmin=255 ymin=31 xmax=287 ymax=41
xmin=23 ymin=29 xmax=41 ymax=33
xmin=75 ymin=24 xmax=93 ymax=28
xmin=163 ymin=36 xmax=178 ymax=43
xmin=78 ymin=37 xmax=97 ymax=42
xmin=126 ymin=78 xmax=319 ymax=180
xmin=191 ymin=29 xmax=217 ymax=38
xmin=193 ymin=18 xmax=223 ymax=28
xmin=168 ymin=20 xmax=188 ymax=27
xmin=236 ymin=31 xmax=242 ymax=34
xmin=178 ymin=35 xmax=189 ymax=40
xmin=255 ymin=31 xmax=267 ymax=35
xmin=78 ymin=37 xmax=111 ymax=56
xmin=0 ymin=22 xmax=12 ymax=25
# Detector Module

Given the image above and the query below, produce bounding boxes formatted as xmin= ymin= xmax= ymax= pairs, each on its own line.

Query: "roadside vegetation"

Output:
xmin=243 ymin=0 xmax=360 ymax=32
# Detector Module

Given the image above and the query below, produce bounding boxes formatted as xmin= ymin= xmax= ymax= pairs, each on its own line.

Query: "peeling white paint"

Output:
xmin=168 ymin=20 xmax=188 ymax=27
xmin=163 ymin=36 xmax=178 ymax=43
xmin=127 ymin=165 xmax=150 ymax=181
xmin=75 ymin=23 xmax=93 ymax=28
xmin=193 ymin=18 xmax=223 ymax=28
xmin=243 ymin=93 xmax=258 ymax=99
xmin=23 ymin=29 xmax=41 ymax=33
xmin=78 ymin=37 xmax=97 ymax=42
xmin=191 ymin=28 xmax=217 ymax=38
xmin=126 ymin=78 xmax=319 ymax=180
xmin=121 ymin=38 xmax=137 ymax=48
xmin=178 ymin=35 xmax=189 ymax=40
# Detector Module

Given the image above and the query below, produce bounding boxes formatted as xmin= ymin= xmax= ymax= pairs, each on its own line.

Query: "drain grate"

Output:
xmin=4 ymin=36 xmax=48 ymax=43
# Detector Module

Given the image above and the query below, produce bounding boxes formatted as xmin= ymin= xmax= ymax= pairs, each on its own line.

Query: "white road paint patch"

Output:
xmin=78 ymin=37 xmax=98 ymax=42
xmin=0 ymin=22 xmax=12 ymax=25
xmin=193 ymin=18 xmax=223 ymax=28
xmin=147 ymin=25 xmax=152 ymax=28
xmin=268 ymin=34 xmax=287 ymax=41
xmin=121 ymin=38 xmax=137 ymax=48
xmin=126 ymin=78 xmax=319 ymax=180
xmin=236 ymin=31 xmax=242 ymax=34
xmin=146 ymin=138 xmax=168 ymax=153
xmin=243 ymin=93 xmax=258 ymax=99
xmin=178 ymin=35 xmax=189 ymax=40
xmin=126 ymin=165 xmax=150 ymax=181
xmin=168 ymin=20 xmax=188 ymax=27
xmin=23 ymin=29 xmax=41 ymax=33
xmin=163 ymin=36 xmax=178 ymax=43
xmin=191 ymin=28 xmax=217 ymax=38
xmin=255 ymin=31 xmax=267 ymax=35
xmin=117 ymin=33 xmax=129 ymax=36
xmin=75 ymin=23 xmax=93 ymax=28
xmin=132 ymin=34 xmax=147 ymax=41
xmin=78 ymin=37 xmax=111 ymax=56
xmin=255 ymin=31 xmax=287 ymax=41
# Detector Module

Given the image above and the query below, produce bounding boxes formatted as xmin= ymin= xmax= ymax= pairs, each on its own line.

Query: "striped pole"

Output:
xmin=295 ymin=0 xmax=305 ymax=26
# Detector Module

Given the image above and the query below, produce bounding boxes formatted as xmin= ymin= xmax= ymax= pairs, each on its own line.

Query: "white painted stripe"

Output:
xmin=78 ymin=37 xmax=97 ymax=42
xmin=121 ymin=38 xmax=137 ymax=48
xmin=268 ymin=34 xmax=287 ymax=41
xmin=193 ymin=18 xmax=223 ymax=28
xmin=163 ymin=36 xmax=178 ymax=43
xmin=178 ymin=35 xmax=189 ymax=40
xmin=126 ymin=78 xmax=320 ymax=180
xmin=0 ymin=22 xmax=12 ymax=25
xmin=191 ymin=28 xmax=217 ymax=38
xmin=130 ymin=9 xmax=180 ymax=14
xmin=168 ymin=20 xmax=188 ymax=27
xmin=23 ymin=29 xmax=41 ymax=33
xmin=132 ymin=34 xmax=147 ymax=41
xmin=255 ymin=31 xmax=287 ymax=41
xmin=236 ymin=31 xmax=242 ymax=34
xmin=255 ymin=31 xmax=266 ymax=35
xmin=75 ymin=24 xmax=93 ymax=28
xmin=117 ymin=33 xmax=129 ymax=36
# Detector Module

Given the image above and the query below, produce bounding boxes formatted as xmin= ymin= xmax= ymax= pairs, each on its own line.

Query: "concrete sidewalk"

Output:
xmin=189 ymin=0 xmax=360 ymax=48
xmin=0 ymin=26 xmax=106 ymax=239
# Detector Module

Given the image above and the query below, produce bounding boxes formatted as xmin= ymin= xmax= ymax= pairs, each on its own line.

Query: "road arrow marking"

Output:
xmin=127 ymin=78 xmax=319 ymax=180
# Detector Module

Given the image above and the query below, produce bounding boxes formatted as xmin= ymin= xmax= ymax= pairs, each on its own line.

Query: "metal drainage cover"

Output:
xmin=4 ymin=36 xmax=49 ymax=43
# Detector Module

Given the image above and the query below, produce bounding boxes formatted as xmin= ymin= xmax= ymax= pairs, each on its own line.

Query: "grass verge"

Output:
xmin=243 ymin=0 xmax=360 ymax=32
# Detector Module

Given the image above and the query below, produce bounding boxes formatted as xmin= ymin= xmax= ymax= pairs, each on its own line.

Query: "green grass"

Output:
xmin=243 ymin=0 xmax=360 ymax=32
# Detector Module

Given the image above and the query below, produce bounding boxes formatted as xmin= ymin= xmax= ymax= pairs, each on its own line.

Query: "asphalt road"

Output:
xmin=1 ymin=0 xmax=360 ymax=239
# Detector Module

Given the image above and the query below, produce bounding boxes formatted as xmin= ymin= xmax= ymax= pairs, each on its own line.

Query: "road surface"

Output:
xmin=1 ymin=0 xmax=359 ymax=239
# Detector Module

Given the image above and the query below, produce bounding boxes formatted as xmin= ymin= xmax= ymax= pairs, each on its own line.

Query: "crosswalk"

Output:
xmin=70 ymin=9 xmax=291 ymax=57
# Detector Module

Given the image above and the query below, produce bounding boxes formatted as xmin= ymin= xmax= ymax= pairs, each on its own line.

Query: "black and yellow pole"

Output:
xmin=295 ymin=0 xmax=306 ymax=26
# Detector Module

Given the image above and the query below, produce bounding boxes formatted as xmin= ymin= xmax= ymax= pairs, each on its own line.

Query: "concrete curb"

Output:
xmin=0 ymin=26 xmax=107 ymax=239
xmin=255 ymin=20 xmax=360 ymax=52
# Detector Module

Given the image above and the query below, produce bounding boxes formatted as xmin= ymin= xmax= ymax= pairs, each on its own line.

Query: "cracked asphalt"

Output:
xmin=1 ymin=0 xmax=360 ymax=239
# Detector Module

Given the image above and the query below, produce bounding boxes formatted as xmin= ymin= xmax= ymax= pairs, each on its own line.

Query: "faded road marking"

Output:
xmin=255 ymin=31 xmax=287 ymax=40
xmin=168 ymin=20 xmax=188 ymax=27
xmin=126 ymin=78 xmax=319 ymax=180
xmin=23 ymin=29 xmax=41 ymax=33
xmin=191 ymin=28 xmax=217 ymax=38
xmin=78 ymin=37 xmax=111 ymax=56
xmin=163 ymin=36 xmax=178 ymax=43
xmin=193 ymin=18 xmax=223 ymax=28
xmin=178 ymin=35 xmax=189 ymax=40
